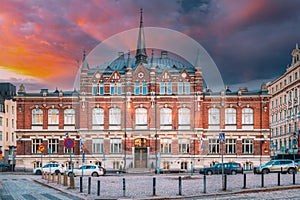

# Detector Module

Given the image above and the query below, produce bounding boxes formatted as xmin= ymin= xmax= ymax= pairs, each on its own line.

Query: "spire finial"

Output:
xmin=135 ymin=8 xmax=147 ymax=64
xmin=140 ymin=8 xmax=143 ymax=26
xmin=83 ymin=49 xmax=86 ymax=61
xmin=296 ymin=43 xmax=299 ymax=49
xmin=151 ymin=49 xmax=154 ymax=67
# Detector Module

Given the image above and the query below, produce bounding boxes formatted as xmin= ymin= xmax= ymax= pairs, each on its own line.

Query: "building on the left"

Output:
xmin=0 ymin=83 xmax=17 ymax=167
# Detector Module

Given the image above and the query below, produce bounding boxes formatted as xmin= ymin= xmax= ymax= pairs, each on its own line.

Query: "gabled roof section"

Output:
xmin=107 ymin=70 xmax=122 ymax=82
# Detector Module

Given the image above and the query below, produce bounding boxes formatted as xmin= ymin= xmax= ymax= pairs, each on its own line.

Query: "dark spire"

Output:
xmin=81 ymin=49 xmax=89 ymax=70
xmin=135 ymin=8 xmax=147 ymax=64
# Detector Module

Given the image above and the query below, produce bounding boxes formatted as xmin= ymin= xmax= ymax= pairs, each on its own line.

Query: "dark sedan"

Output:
xmin=199 ymin=162 xmax=243 ymax=175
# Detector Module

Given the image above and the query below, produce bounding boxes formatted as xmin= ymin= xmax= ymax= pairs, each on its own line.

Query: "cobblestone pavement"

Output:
xmin=2 ymin=172 xmax=300 ymax=200
xmin=0 ymin=174 xmax=82 ymax=200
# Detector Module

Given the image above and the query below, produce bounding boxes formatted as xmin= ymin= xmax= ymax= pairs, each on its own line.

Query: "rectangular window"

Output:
xmin=48 ymin=139 xmax=59 ymax=154
xmin=242 ymin=139 xmax=253 ymax=154
xmin=142 ymin=82 xmax=147 ymax=95
xmin=110 ymin=138 xmax=122 ymax=153
xmin=208 ymin=139 xmax=219 ymax=154
xmin=160 ymin=139 xmax=172 ymax=154
xmin=225 ymin=139 xmax=236 ymax=154
xmin=135 ymin=82 xmax=140 ymax=95
xmin=93 ymin=138 xmax=104 ymax=154
xmin=6 ymin=118 xmax=8 ymax=127
xmin=0 ymin=131 xmax=2 ymax=141
xmin=185 ymin=82 xmax=190 ymax=94
xmin=178 ymin=139 xmax=189 ymax=153
xmin=117 ymin=83 xmax=122 ymax=95
xmin=160 ymin=82 xmax=165 ymax=95
xmin=99 ymin=83 xmax=104 ymax=95
xmin=178 ymin=82 xmax=183 ymax=95
xmin=110 ymin=83 xmax=115 ymax=95
xmin=0 ymin=117 xmax=2 ymax=126
xmin=6 ymin=132 xmax=8 ymax=141
xmin=32 ymin=139 xmax=43 ymax=154
xmin=92 ymin=83 xmax=97 ymax=95
xmin=12 ymin=119 xmax=14 ymax=128
xmin=167 ymin=82 xmax=172 ymax=94
xmin=64 ymin=147 xmax=74 ymax=154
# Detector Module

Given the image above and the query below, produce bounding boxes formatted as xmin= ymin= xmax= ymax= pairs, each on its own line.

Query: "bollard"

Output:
xmin=80 ymin=177 xmax=83 ymax=193
xmin=97 ymin=180 xmax=100 ymax=196
xmin=224 ymin=174 xmax=227 ymax=191
xmin=203 ymin=175 xmax=206 ymax=194
xmin=261 ymin=173 xmax=264 ymax=188
xmin=42 ymin=171 xmax=44 ymax=179
xmin=178 ymin=176 xmax=182 ymax=196
xmin=88 ymin=177 xmax=91 ymax=194
xmin=293 ymin=171 xmax=296 ymax=185
xmin=57 ymin=173 xmax=61 ymax=185
xmin=48 ymin=173 xmax=51 ymax=182
xmin=70 ymin=175 xmax=75 ymax=189
xmin=243 ymin=173 xmax=247 ymax=189
xmin=52 ymin=173 xmax=55 ymax=183
xmin=63 ymin=174 xmax=68 ymax=186
xmin=123 ymin=178 xmax=126 ymax=197
xmin=153 ymin=177 xmax=156 ymax=196
xmin=277 ymin=172 xmax=280 ymax=186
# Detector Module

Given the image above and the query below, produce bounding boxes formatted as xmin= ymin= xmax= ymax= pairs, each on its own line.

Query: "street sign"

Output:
xmin=64 ymin=138 xmax=75 ymax=149
xmin=219 ymin=132 xmax=225 ymax=142
xmin=38 ymin=144 xmax=45 ymax=152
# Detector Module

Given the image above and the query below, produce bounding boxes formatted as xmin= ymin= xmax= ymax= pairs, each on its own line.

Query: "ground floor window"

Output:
xmin=113 ymin=161 xmax=120 ymax=170
xmin=32 ymin=139 xmax=43 ymax=154
xmin=242 ymin=139 xmax=254 ymax=154
xmin=225 ymin=139 xmax=236 ymax=154
xmin=48 ymin=139 xmax=59 ymax=154
xmin=110 ymin=138 xmax=122 ymax=154
xmin=208 ymin=139 xmax=219 ymax=154
xmin=181 ymin=162 xmax=188 ymax=170
xmin=162 ymin=161 xmax=170 ymax=169
xmin=178 ymin=139 xmax=190 ymax=154
xmin=243 ymin=162 xmax=253 ymax=170
xmin=160 ymin=139 xmax=172 ymax=154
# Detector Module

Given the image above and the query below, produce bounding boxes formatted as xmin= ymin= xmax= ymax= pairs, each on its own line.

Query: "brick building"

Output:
xmin=15 ymin=10 xmax=270 ymax=172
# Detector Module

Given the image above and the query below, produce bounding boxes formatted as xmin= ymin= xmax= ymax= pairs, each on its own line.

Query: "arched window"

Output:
xmin=242 ymin=108 xmax=253 ymax=124
xmin=225 ymin=108 xmax=236 ymax=124
xmin=135 ymin=108 xmax=147 ymax=125
xmin=208 ymin=108 xmax=220 ymax=125
xmin=160 ymin=108 xmax=172 ymax=126
xmin=32 ymin=109 xmax=43 ymax=125
xmin=64 ymin=109 xmax=75 ymax=125
xmin=109 ymin=108 xmax=121 ymax=125
xmin=92 ymin=108 xmax=104 ymax=125
xmin=178 ymin=108 xmax=190 ymax=125
xmin=48 ymin=109 xmax=59 ymax=125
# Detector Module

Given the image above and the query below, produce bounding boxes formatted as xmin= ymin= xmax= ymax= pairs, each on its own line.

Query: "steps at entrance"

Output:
xmin=126 ymin=168 xmax=153 ymax=174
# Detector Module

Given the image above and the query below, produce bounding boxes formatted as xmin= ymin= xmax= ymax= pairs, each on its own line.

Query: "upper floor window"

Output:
xmin=32 ymin=109 xmax=43 ymax=125
xmin=135 ymin=108 xmax=147 ymax=126
xmin=242 ymin=108 xmax=253 ymax=125
xmin=296 ymin=72 xmax=298 ymax=80
xmin=92 ymin=83 xmax=97 ymax=95
xmin=225 ymin=108 xmax=236 ymax=125
xmin=109 ymin=108 xmax=121 ymax=125
xmin=110 ymin=83 xmax=122 ymax=95
xmin=134 ymin=82 xmax=147 ymax=95
xmin=160 ymin=82 xmax=172 ymax=95
xmin=178 ymin=108 xmax=190 ymax=125
xmin=48 ymin=109 xmax=59 ymax=125
xmin=160 ymin=108 xmax=172 ymax=126
xmin=0 ymin=117 xmax=2 ymax=126
xmin=92 ymin=108 xmax=104 ymax=125
xmin=208 ymin=108 xmax=220 ymax=125
xmin=32 ymin=139 xmax=43 ymax=154
xmin=99 ymin=83 xmax=104 ymax=95
xmin=64 ymin=109 xmax=75 ymax=125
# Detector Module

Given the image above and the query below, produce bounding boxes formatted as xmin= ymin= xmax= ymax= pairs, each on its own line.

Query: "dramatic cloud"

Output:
xmin=0 ymin=0 xmax=299 ymax=91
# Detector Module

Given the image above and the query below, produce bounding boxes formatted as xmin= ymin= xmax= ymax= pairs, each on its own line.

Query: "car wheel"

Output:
xmin=55 ymin=170 xmax=60 ymax=175
xmin=92 ymin=172 xmax=98 ymax=177
xmin=206 ymin=171 xmax=212 ymax=175
xmin=288 ymin=168 xmax=295 ymax=174
xmin=35 ymin=170 xmax=42 ymax=175
xmin=231 ymin=170 xmax=237 ymax=175
xmin=262 ymin=169 xmax=269 ymax=174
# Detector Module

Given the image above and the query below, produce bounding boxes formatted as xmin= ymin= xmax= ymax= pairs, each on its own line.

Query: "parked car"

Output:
xmin=0 ymin=163 xmax=13 ymax=172
xmin=199 ymin=162 xmax=243 ymax=175
xmin=33 ymin=163 xmax=66 ymax=175
xmin=66 ymin=165 xmax=106 ymax=177
xmin=253 ymin=159 xmax=297 ymax=174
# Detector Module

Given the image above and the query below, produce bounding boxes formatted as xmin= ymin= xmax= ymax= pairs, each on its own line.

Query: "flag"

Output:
xmin=200 ymin=137 xmax=203 ymax=149
xmin=65 ymin=132 xmax=69 ymax=138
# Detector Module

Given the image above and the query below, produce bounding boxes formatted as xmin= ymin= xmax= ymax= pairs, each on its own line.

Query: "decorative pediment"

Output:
xmin=158 ymin=69 xmax=172 ymax=82
xmin=91 ymin=70 xmax=105 ymax=82
xmin=133 ymin=64 xmax=149 ymax=81
xmin=108 ymin=70 xmax=122 ymax=82
xmin=174 ymin=69 xmax=190 ymax=82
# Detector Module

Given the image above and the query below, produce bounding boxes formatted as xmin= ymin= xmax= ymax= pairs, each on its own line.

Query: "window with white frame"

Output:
xmin=48 ymin=139 xmax=59 ymax=153
xmin=225 ymin=108 xmax=236 ymax=125
xmin=178 ymin=108 xmax=190 ymax=125
xmin=64 ymin=109 xmax=75 ymax=125
xmin=64 ymin=147 xmax=74 ymax=154
xmin=134 ymin=82 xmax=147 ymax=95
xmin=242 ymin=139 xmax=253 ymax=154
xmin=0 ymin=117 xmax=2 ymax=126
xmin=160 ymin=138 xmax=172 ymax=154
xmin=110 ymin=83 xmax=122 ymax=95
xmin=160 ymin=82 xmax=165 ymax=95
xmin=208 ymin=108 xmax=220 ymax=125
xmin=208 ymin=139 xmax=219 ymax=154
xmin=135 ymin=108 xmax=147 ymax=126
xmin=32 ymin=108 xmax=43 ymax=125
xmin=135 ymin=82 xmax=140 ymax=95
xmin=160 ymin=108 xmax=172 ymax=126
xmin=92 ymin=138 xmax=104 ymax=154
xmin=178 ymin=82 xmax=183 ymax=95
xmin=225 ymin=139 xmax=236 ymax=154
xmin=178 ymin=139 xmax=190 ymax=153
xmin=142 ymin=82 xmax=147 ymax=95
xmin=32 ymin=139 xmax=43 ymax=154
xmin=92 ymin=83 xmax=97 ymax=95
xmin=109 ymin=108 xmax=121 ymax=125
xmin=48 ymin=109 xmax=59 ymax=125
xmin=99 ymin=83 xmax=104 ymax=95
xmin=185 ymin=82 xmax=190 ymax=94
xmin=242 ymin=108 xmax=253 ymax=124
xmin=110 ymin=138 xmax=122 ymax=153
xmin=92 ymin=108 xmax=104 ymax=125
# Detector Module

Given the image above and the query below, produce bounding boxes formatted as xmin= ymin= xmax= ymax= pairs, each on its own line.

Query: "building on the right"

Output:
xmin=268 ymin=44 xmax=300 ymax=160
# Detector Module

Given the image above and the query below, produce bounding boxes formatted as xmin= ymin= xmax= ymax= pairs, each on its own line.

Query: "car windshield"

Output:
xmin=264 ymin=161 xmax=274 ymax=166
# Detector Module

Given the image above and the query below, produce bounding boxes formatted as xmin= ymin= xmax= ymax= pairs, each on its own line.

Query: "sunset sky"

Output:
xmin=0 ymin=0 xmax=300 ymax=92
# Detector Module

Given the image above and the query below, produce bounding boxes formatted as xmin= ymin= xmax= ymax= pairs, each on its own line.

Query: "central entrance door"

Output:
xmin=134 ymin=138 xmax=147 ymax=168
